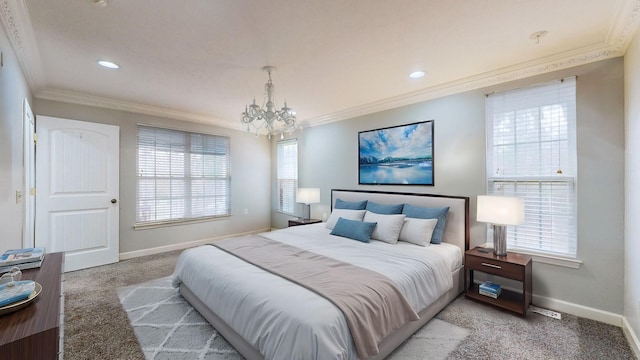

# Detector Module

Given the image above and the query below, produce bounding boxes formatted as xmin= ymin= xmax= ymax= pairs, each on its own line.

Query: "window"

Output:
xmin=485 ymin=77 xmax=577 ymax=257
xmin=277 ymin=139 xmax=298 ymax=214
xmin=136 ymin=125 xmax=230 ymax=225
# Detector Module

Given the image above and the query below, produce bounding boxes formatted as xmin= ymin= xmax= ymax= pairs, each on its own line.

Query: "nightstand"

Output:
xmin=288 ymin=218 xmax=322 ymax=227
xmin=464 ymin=247 xmax=532 ymax=316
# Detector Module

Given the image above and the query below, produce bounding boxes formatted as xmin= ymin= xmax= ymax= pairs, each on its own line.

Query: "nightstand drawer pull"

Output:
xmin=481 ymin=262 xmax=502 ymax=269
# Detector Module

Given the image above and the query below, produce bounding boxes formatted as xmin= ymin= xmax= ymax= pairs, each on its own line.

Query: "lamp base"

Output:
xmin=492 ymin=224 xmax=507 ymax=256
xmin=301 ymin=204 xmax=311 ymax=221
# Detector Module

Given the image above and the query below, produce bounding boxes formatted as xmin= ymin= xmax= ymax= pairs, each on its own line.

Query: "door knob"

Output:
xmin=111 ymin=199 xmax=117 ymax=204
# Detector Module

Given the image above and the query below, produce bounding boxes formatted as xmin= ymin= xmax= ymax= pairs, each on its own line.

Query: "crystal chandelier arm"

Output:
xmin=241 ymin=65 xmax=297 ymax=136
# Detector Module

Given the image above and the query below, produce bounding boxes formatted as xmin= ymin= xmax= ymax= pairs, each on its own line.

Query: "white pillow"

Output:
xmin=399 ymin=218 xmax=438 ymax=246
xmin=325 ymin=209 xmax=366 ymax=230
xmin=363 ymin=211 xmax=406 ymax=244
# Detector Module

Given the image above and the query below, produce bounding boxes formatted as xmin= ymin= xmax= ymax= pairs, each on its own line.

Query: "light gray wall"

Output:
xmin=0 ymin=25 xmax=32 ymax=252
xmin=277 ymin=58 xmax=626 ymax=314
xmin=34 ymin=100 xmax=272 ymax=255
xmin=624 ymin=29 xmax=640 ymax=347
xmin=272 ymin=92 xmax=487 ymax=243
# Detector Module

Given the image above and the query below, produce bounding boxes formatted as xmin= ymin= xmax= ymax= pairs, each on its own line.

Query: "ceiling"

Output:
xmin=2 ymin=0 xmax=639 ymax=132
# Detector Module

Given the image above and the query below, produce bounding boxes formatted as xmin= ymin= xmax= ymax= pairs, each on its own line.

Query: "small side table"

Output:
xmin=288 ymin=218 xmax=322 ymax=227
xmin=464 ymin=247 xmax=532 ymax=316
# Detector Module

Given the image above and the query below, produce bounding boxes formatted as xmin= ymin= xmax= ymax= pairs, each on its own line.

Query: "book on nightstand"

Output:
xmin=479 ymin=288 xmax=501 ymax=299
xmin=479 ymin=281 xmax=502 ymax=298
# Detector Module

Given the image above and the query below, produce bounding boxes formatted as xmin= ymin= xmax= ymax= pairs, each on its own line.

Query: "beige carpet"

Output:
xmin=64 ymin=250 xmax=181 ymax=360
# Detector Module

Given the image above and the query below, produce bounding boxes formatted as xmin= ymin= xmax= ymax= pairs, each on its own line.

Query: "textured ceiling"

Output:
xmin=2 ymin=0 xmax=639 ymax=131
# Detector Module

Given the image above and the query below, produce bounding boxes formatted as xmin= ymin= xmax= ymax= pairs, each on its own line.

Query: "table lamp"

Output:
xmin=477 ymin=195 xmax=524 ymax=256
xmin=296 ymin=188 xmax=320 ymax=220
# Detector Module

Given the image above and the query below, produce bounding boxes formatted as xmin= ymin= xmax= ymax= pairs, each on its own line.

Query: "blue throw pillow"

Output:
xmin=402 ymin=204 xmax=450 ymax=244
xmin=366 ymin=201 xmax=404 ymax=214
xmin=334 ymin=198 xmax=368 ymax=210
xmin=330 ymin=217 xmax=377 ymax=243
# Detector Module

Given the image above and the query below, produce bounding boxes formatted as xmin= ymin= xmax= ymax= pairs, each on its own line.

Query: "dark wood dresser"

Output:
xmin=0 ymin=252 xmax=64 ymax=359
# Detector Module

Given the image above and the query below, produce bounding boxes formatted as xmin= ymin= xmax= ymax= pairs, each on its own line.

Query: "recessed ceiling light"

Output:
xmin=97 ymin=60 xmax=119 ymax=69
xmin=409 ymin=71 xmax=425 ymax=79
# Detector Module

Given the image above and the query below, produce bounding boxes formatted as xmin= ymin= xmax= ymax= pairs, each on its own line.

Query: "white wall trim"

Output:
xmin=0 ymin=0 xmax=45 ymax=91
xmin=118 ymin=228 xmax=270 ymax=260
xmin=533 ymin=294 xmax=623 ymax=326
xmin=32 ymin=43 xmax=622 ymax=131
xmin=623 ymin=317 xmax=640 ymax=359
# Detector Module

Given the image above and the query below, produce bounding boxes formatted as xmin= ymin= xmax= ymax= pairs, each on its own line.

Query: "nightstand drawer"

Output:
xmin=466 ymin=255 xmax=525 ymax=281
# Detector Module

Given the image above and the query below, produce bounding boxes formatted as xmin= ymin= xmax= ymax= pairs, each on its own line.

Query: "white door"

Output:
xmin=35 ymin=116 xmax=120 ymax=272
xmin=23 ymin=99 xmax=35 ymax=249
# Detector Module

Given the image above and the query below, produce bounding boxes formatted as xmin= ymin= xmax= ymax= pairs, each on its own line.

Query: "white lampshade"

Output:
xmin=296 ymin=188 xmax=320 ymax=204
xmin=477 ymin=195 xmax=524 ymax=225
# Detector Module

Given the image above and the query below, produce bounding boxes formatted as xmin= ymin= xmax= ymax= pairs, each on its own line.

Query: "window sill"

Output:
xmin=480 ymin=243 xmax=582 ymax=269
xmin=134 ymin=216 xmax=230 ymax=230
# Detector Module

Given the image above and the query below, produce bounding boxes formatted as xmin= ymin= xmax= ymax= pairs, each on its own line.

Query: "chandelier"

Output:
xmin=241 ymin=66 xmax=297 ymax=139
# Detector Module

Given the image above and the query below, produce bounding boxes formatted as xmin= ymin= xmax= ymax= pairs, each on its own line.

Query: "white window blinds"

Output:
xmin=486 ymin=77 xmax=577 ymax=257
xmin=136 ymin=125 xmax=231 ymax=224
xmin=277 ymin=139 xmax=298 ymax=214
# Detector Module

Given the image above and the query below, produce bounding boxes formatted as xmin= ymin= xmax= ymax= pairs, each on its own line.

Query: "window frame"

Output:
xmin=135 ymin=125 xmax=231 ymax=228
xmin=485 ymin=77 xmax=578 ymax=260
xmin=276 ymin=139 xmax=298 ymax=214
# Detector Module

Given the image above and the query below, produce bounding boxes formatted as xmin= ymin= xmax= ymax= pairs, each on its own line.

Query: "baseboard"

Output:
xmin=118 ymin=228 xmax=271 ymax=260
xmin=623 ymin=317 xmax=640 ymax=359
xmin=533 ymin=294 xmax=623 ymax=326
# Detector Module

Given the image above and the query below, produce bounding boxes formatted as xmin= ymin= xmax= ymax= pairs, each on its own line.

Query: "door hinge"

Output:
xmin=33 ymin=133 xmax=37 ymax=144
xmin=30 ymin=187 xmax=36 ymax=196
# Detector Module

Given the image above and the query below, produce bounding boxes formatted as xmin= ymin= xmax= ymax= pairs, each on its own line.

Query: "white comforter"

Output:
xmin=172 ymin=223 xmax=461 ymax=360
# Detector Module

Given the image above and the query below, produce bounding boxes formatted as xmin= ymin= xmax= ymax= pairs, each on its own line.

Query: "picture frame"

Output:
xmin=358 ymin=120 xmax=434 ymax=185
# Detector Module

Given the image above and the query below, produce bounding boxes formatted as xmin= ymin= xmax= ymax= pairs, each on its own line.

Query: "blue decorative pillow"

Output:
xmin=366 ymin=201 xmax=404 ymax=214
xmin=402 ymin=204 xmax=450 ymax=244
xmin=334 ymin=198 xmax=368 ymax=210
xmin=330 ymin=217 xmax=377 ymax=243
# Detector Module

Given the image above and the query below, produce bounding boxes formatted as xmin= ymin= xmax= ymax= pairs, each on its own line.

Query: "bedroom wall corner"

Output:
xmin=0 ymin=22 xmax=32 ymax=252
xmin=624 ymin=26 xmax=640 ymax=358
xmin=32 ymin=99 xmax=272 ymax=255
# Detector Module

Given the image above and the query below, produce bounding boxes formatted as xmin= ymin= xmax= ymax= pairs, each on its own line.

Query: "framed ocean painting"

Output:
xmin=358 ymin=120 xmax=434 ymax=185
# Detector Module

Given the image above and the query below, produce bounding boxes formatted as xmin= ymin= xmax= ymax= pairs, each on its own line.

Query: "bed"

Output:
xmin=172 ymin=189 xmax=469 ymax=360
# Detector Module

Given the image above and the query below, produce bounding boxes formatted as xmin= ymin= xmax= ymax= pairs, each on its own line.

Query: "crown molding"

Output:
xmin=7 ymin=0 xmax=640 ymax=129
xmin=607 ymin=0 xmax=640 ymax=53
xmin=0 ymin=0 xmax=45 ymax=91
xmin=307 ymin=42 xmax=624 ymax=127
xmin=36 ymin=41 xmax=625 ymax=131
xmin=36 ymin=88 xmax=237 ymax=130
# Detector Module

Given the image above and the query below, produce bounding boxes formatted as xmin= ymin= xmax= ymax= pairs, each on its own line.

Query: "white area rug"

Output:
xmin=117 ymin=277 xmax=469 ymax=360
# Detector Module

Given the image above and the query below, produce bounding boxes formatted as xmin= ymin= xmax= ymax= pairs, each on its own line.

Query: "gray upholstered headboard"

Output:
xmin=331 ymin=189 xmax=469 ymax=253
